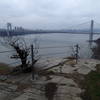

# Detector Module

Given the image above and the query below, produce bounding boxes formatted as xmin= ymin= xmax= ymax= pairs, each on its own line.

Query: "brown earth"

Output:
xmin=0 ymin=63 xmax=12 ymax=74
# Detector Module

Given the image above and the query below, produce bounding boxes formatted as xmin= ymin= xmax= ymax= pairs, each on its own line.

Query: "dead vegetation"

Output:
xmin=16 ymin=83 xmax=32 ymax=92
xmin=45 ymin=82 xmax=58 ymax=100
xmin=0 ymin=63 xmax=12 ymax=74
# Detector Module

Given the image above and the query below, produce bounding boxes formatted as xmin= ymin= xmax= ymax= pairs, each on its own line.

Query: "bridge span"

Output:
xmin=0 ymin=20 xmax=100 ymax=42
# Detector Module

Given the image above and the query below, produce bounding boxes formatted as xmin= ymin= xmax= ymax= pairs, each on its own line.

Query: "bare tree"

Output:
xmin=1 ymin=36 xmax=39 ymax=72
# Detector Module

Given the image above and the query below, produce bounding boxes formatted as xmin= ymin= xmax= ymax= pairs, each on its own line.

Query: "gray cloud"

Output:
xmin=0 ymin=0 xmax=100 ymax=29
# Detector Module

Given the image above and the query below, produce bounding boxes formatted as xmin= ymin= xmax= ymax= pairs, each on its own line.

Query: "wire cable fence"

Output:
xmin=0 ymin=44 xmax=81 ymax=66
xmin=0 ymin=50 xmax=15 ymax=53
xmin=0 ymin=45 xmax=72 ymax=53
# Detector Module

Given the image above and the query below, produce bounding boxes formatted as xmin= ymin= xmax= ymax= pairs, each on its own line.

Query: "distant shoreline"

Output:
xmin=0 ymin=31 xmax=100 ymax=37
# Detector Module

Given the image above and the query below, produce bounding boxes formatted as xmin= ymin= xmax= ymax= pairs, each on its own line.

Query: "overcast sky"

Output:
xmin=0 ymin=0 xmax=100 ymax=29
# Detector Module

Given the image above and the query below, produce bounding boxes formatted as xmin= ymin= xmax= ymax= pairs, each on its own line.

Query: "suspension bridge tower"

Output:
xmin=89 ymin=20 xmax=94 ymax=42
xmin=7 ymin=23 xmax=12 ymax=36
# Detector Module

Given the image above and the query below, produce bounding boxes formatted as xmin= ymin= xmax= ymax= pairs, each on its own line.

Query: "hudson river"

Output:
xmin=0 ymin=33 xmax=100 ymax=65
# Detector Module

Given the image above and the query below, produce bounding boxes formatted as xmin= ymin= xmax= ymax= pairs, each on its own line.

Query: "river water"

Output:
xmin=0 ymin=33 xmax=100 ymax=65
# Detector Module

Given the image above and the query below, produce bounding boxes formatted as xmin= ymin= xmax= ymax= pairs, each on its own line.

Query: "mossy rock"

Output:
xmin=95 ymin=64 xmax=100 ymax=73
xmin=82 ymin=71 xmax=100 ymax=100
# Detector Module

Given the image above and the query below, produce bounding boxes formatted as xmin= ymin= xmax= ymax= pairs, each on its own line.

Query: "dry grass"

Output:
xmin=0 ymin=63 xmax=11 ymax=74
xmin=63 ymin=59 xmax=76 ymax=66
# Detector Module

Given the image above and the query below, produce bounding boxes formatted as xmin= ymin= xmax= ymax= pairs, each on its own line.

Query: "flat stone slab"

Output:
xmin=0 ymin=58 xmax=99 ymax=100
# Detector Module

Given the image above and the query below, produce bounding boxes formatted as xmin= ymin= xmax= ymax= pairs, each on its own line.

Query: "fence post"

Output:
xmin=75 ymin=44 xmax=80 ymax=64
xmin=31 ymin=44 xmax=35 ymax=80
